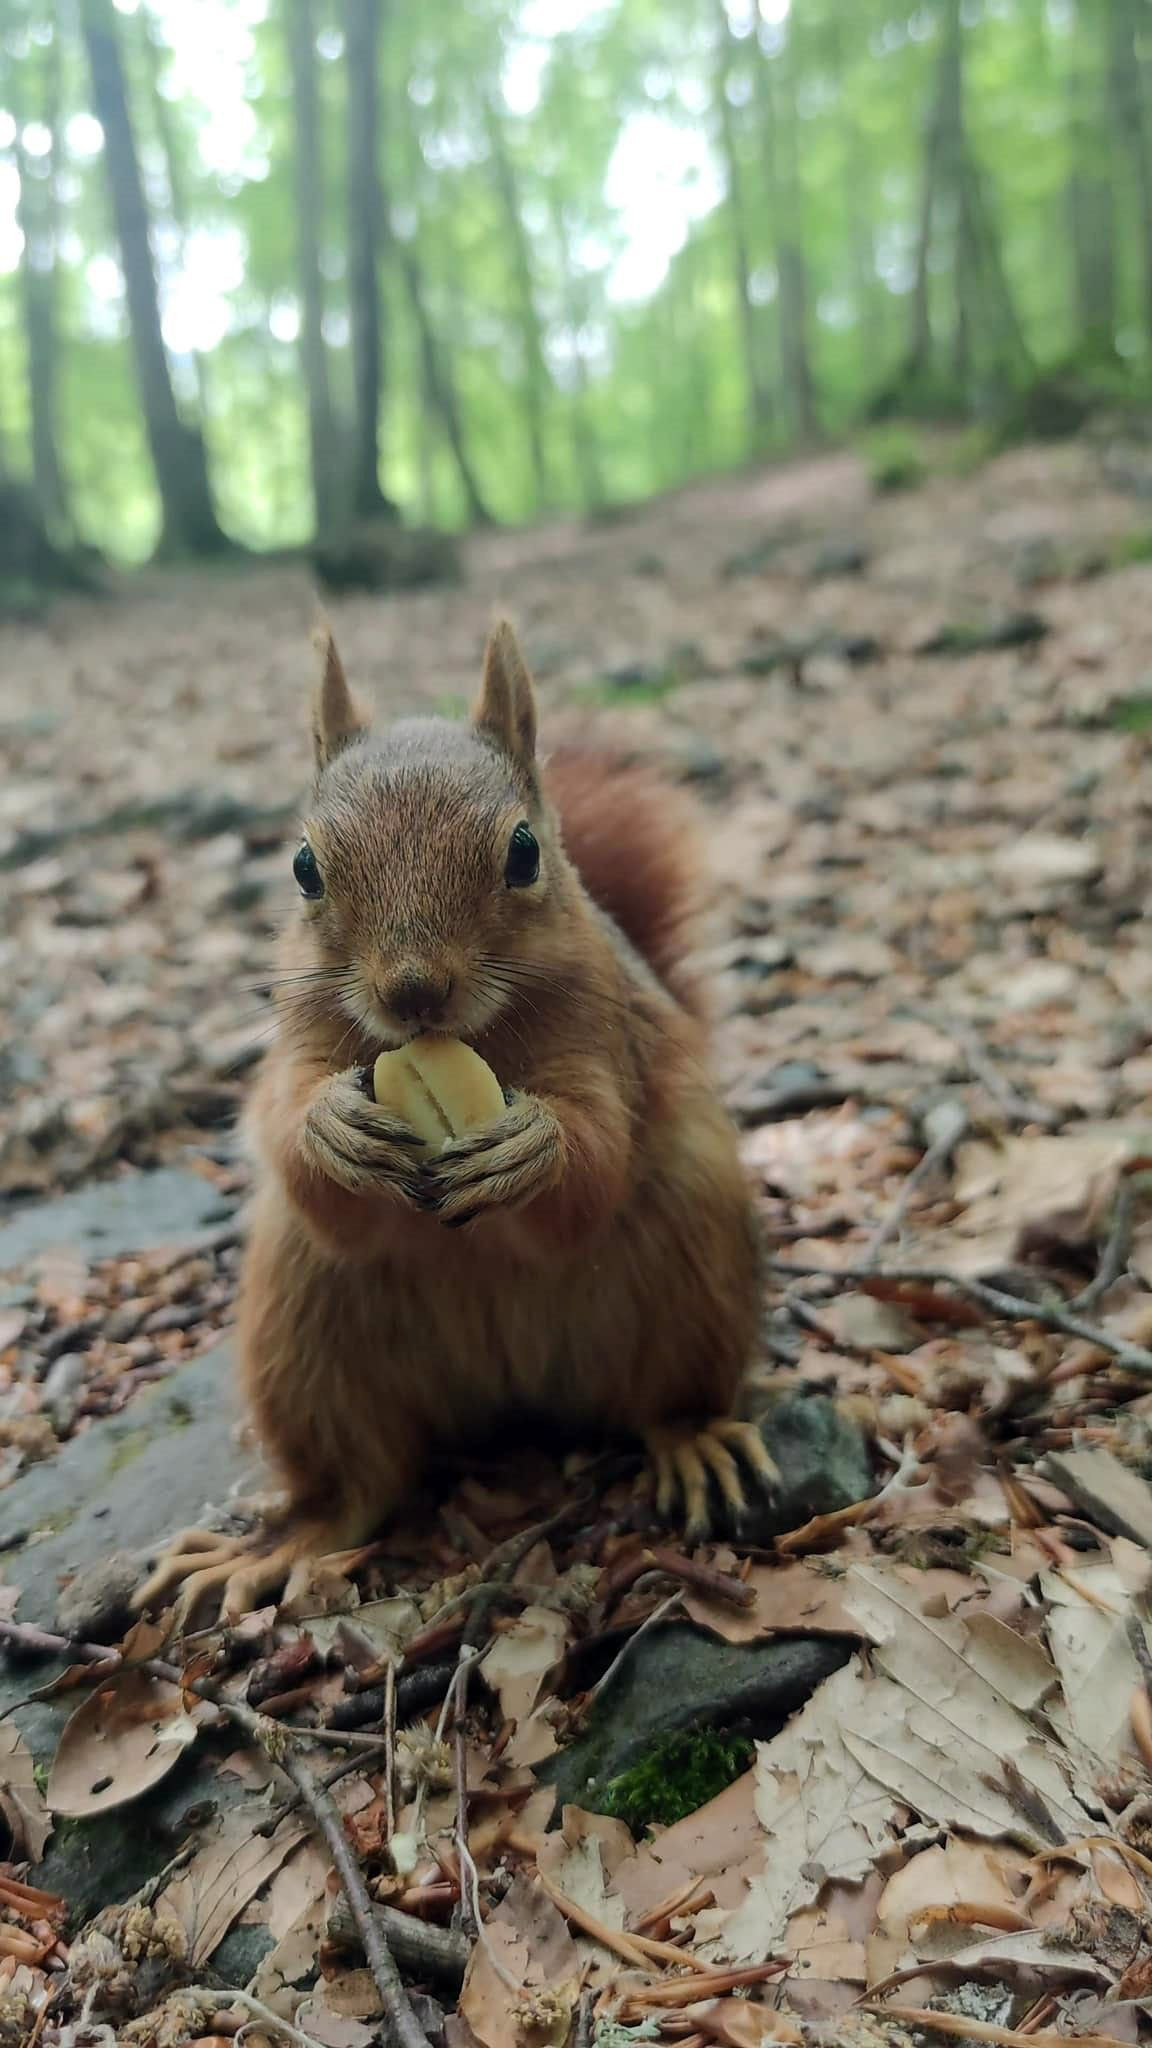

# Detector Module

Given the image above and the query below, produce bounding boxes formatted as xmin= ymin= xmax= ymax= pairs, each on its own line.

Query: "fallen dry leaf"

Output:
xmin=0 ymin=1724 xmax=52 ymax=1862
xmin=460 ymin=1872 xmax=579 ymax=2048
xmin=46 ymin=1667 xmax=202 ymax=1819
xmin=482 ymin=1607 xmax=569 ymax=1727
xmin=155 ymin=1808 xmax=308 ymax=1965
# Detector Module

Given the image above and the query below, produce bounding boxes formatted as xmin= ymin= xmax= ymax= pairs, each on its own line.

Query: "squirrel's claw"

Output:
xmin=643 ymin=1419 xmax=777 ymax=1543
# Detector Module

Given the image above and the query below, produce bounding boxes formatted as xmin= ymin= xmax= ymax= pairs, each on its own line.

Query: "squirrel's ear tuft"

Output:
xmin=473 ymin=619 xmax=537 ymax=776
xmin=311 ymin=619 xmax=369 ymax=769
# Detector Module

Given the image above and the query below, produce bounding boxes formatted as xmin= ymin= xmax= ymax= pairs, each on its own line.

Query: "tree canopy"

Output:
xmin=1 ymin=0 xmax=1150 ymax=562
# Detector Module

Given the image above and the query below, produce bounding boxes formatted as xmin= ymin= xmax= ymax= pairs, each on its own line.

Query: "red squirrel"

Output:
xmin=136 ymin=622 xmax=772 ymax=1622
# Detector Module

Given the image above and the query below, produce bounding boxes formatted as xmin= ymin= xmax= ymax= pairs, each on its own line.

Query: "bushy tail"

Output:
xmin=543 ymin=747 xmax=707 ymax=1021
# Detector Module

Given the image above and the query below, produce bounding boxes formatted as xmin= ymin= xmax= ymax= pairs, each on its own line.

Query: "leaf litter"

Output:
xmin=11 ymin=448 xmax=1152 ymax=2041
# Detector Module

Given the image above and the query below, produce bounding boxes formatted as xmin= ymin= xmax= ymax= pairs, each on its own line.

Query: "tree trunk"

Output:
xmin=80 ymin=0 xmax=228 ymax=555
xmin=285 ymin=0 xmax=341 ymax=536
xmin=547 ymin=188 xmax=605 ymax=512
xmin=396 ymin=240 xmax=493 ymax=528
xmin=484 ymin=96 xmax=552 ymax=511
xmin=715 ymin=1 xmax=772 ymax=447
xmin=13 ymin=32 xmax=68 ymax=535
xmin=344 ymin=0 xmax=396 ymax=521
xmin=138 ymin=6 xmax=211 ymax=416
xmin=1109 ymin=0 xmax=1152 ymax=354
xmin=752 ymin=18 xmax=816 ymax=440
xmin=1066 ymin=0 xmax=1117 ymax=358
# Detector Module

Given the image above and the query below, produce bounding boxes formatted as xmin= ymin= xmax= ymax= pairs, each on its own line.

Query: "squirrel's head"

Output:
xmin=291 ymin=619 xmax=563 ymax=1049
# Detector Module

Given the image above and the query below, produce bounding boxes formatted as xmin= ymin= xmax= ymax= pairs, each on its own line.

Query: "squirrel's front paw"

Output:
xmin=301 ymin=1071 xmax=425 ymax=1203
xmin=424 ymin=1093 xmax=564 ymax=1224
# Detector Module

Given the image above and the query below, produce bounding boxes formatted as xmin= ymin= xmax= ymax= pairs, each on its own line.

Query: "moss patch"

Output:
xmin=599 ymin=1727 xmax=753 ymax=1835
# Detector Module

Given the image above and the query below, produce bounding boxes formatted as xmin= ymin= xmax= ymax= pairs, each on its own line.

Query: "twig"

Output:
xmin=324 ymin=1897 xmax=470 ymax=1987
xmin=861 ymin=1098 xmax=968 ymax=1267
xmin=255 ymin=1742 xmax=390 ymax=1839
xmin=274 ymin=1745 xmax=432 ymax=2048
xmin=858 ymin=2009 xmax=1126 ymax=2046
xmin=536 ymin=1871 xmax=707 ymax=1971
xmin=924 ymin=1013 xmax=1063 ymax=1132
xmin=451 ymin=1647 xmax=480 ymax=1940
xmin=768 ymin=1260 xmax=1152 ymax=1377
xmin=0 ymin=1618 xmax=432 ymax=2048
xmin=643 ymin=1547 xmax=755 ymax=1610
xmin=189 ymin=1988 xmax=326 ymax=2048
xmin=572 ymin=1987 xmax=595 ymax=2048
xmin=384 ymin=1656 xmax=397 ymax=1844
xmin=1070 ymin=1179 xmax=1135 ymax=1311
xmin=585 ymin=1592 xmax=682 ymax=1708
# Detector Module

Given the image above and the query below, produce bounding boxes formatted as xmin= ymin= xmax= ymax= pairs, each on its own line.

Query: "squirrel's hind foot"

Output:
xmin=132 ymin=1515 xmax=374 ymax=1630
xmin=644 ymin=1419 xmax=777 ymax=1545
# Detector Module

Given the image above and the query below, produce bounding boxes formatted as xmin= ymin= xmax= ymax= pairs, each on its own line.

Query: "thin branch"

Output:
xmin=643 ymin=1547 xmax=755 ymax=1610
xmin=1070 ymin=1179 xmax=1135 ymax=1312
xmin=585 ymin=1592 xmax=681 ymax=1708
xmin=0 ymin=1618 xmax=432 ymax=2048
xmin=273 ymin=1745 xmax=433 ymax=2048
xmin=918 ymin=1012 xmax=1063 ymax=1131
xmin=769 ymin=1260 xmax=1152 ymax=1378
xmin=861 ymin=1098 xmax=968 ymax=1267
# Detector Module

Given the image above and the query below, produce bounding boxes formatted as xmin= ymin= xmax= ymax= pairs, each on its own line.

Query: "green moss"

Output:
xmin=1111 ymin=526 xmax=1152 ymax=568
xmin=104 ymin=1427 xmax=149 ymax=1476
xmin=859 ymin=425 xmax=927 ymax=494
xmin=1107 ymin=691 xmax=1152 ymax=733
xmin=598 ymin=1726 xmax=754 ymax=1835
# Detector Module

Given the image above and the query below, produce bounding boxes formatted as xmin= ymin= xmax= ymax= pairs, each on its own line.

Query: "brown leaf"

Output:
xmin=460 ymin=1874 xmax=579 ymax=2048
xmin=46 ymin=1667 xmax=201 ymax=1819
xmin=0 ymin=1725 xmax=52 ymax=1862
xmin=155 ymin=1809 xmax=307 ymax=1965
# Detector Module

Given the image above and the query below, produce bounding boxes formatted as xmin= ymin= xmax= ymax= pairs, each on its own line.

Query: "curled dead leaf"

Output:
xmin=47 ymin=1667 xmax=202 ymax=1819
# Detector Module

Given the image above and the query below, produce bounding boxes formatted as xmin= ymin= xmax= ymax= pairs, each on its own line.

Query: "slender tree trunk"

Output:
xmin=752 ymin=17 xmax=816 ymax=440
xmin=344 ymin=0 xmax=396 ymax=521
xmin=903 ymin=6 xmax=951 ymax=381
xmin=137 ymin=6 xmax=210 ymax=417
xmin=547 ymin=188 xmax=604 ymax=511
xmin=395 ymin=240 xmax=493 ymax=527
xmin=1066 ymin=0 xmax=1117 ymax=357
xmin=714 ymin=2 xmax=772 ymax=447
xmin=81 ymin=0 xmax=228 ymax=555
xmin=484 ymin=96 xmax=552 ymax=511
xmin=285 ymin=0 xmax=341 ymax=536
xmin=13 ymin=33 xmax=68 ymax=535
xmin=1109 ymin=0 xmax=1152 ymax=353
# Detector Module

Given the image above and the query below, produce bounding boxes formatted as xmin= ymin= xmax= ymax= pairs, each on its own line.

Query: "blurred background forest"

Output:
xmin=2 ymin=0 xmax=1152 ymax=573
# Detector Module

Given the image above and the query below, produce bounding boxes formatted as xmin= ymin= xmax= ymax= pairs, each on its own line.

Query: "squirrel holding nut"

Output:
xmin=137 ymin=621 xmax=773 ymax=1622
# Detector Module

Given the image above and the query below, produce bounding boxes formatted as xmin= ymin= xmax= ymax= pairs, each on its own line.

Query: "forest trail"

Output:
xmin=8 ymin=438 xmax=1152 ymax=2036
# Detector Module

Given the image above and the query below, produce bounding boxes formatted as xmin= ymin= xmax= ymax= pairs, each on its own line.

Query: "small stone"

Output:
xmin=40 ymin=1352 xmax=87 ymax=1431
xmin=819 ymin=1292 xmax=923 ymax=1354
xmin=808 ymin=538 xmax=870 ymax=580
xmin=799 ymin=935 xmax=899 ymax=981
xmin=994 ymin=834 xmax=1102 ymax=887
xmin=999 ymin=960 xmax=1080 ymax=1012
xmin=55 ymin=1551 xmax=141 ymax=1643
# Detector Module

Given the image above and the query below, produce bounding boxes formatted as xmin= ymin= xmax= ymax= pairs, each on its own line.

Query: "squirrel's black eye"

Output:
xmin=293 ymin=842 xmax=324 ymax=899
xmin=504 ymin=821 xmax=540 ymax=889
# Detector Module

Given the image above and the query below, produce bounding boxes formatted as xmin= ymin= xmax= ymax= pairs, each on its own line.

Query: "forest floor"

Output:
xmin=6 ymin=436 xmax=1152 ymax=2042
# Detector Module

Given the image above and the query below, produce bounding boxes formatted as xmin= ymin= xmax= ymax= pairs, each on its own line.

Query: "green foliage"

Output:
xmin=1110 ymin=528 xmax=1152 ymax=569
xmin=598 ymin=1726 xmax=754 ymax=1835
xmin=1106 ymin=691 xmax=1152 ymax=733
xmin=4 ymin=0 xmax=1152 ymax=559
xmin=859 ymin=426 xmax=927 ymax=495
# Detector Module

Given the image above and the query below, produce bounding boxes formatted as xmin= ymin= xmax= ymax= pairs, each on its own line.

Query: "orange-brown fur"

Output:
xmin=237 ymin=622 xmax=761 ymax=1561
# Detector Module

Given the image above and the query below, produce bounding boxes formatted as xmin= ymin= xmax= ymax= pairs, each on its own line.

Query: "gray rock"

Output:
xmin=0 ymin=1169 xmax=235 ymax=1271
xmin=744 ymin=1387 xmax=875 ymax=1543
xmin=54 ymin=1551 xmax=140 ymax=1643
xmin=0 ymin=1341 xmax=262 ymax=1928
xmin=541 ymin=1625 xmax=848 ymax=1812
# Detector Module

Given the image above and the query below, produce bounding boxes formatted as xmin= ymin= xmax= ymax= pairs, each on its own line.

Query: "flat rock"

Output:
xmin=743 ymin=1387 xmax=875 ymax=1543
xmin=1042 ymin=1446 xmax=1152 ymax=1550
xmin=0 ymin=1168 xmax=235 ymax=1271
xmin=0 ymin=1340 xmax=261 ymax=1929
xmin=541 ymin=1624 xmax=848 ymax=1812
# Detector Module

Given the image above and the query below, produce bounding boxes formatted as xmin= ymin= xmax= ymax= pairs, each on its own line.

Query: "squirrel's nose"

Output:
xmin=386 ymin=971 xmax=454 ymax=1027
